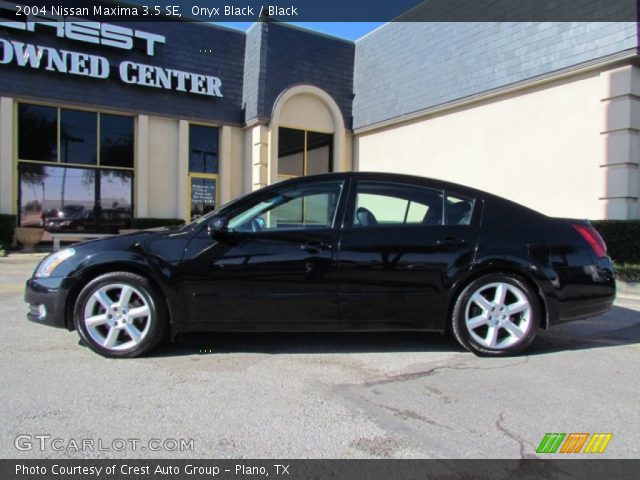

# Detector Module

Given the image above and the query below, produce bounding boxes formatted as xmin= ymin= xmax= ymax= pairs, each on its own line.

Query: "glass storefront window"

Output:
xmin=306 ymin=131 xmax=332 ymax=175
xmin=99 ymin=170 xmax=133 ymax=232
xmin=18 ymin=104 xmax=57 ymax=162
xmin=20 ymin=164 xmax=95 ymax=229
xmin=278 ymin=127 xmax=333 ymax=181
xmin=60 ymin=108 xmax=97 ymax=165
xmin=100 ymin=114 xmax=134 ymax=168
xmin=189 ymin=125 xmax=219 ymax=174
xmin=17 ymin=103 xmax=135 ymax=234
xmin=17 ymin=103 xmax=134 ymax=167
xmin=278 ymin=128 xmax=305 ymax=177
xmin=18 ymin=164 xmax=133 ymax=233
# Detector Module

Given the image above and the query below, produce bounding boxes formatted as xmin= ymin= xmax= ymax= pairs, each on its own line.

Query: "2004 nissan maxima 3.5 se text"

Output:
xmin=24 ymin=172 xmax=615 ymax=357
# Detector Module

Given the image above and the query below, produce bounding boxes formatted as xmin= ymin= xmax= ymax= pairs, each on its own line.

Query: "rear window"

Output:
xmin=445 ymin=193 xmax=474 ymax=226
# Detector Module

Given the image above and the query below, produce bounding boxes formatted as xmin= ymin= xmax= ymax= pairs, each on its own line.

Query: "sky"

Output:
xmin=215 ymin=22 xmax=384 ymax=41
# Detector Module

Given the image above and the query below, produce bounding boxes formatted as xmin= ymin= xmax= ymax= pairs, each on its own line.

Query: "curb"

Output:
xmin=0 ymin=252 xmax=48 ymax=262
xmin=617 ymin=280 xmax=640 ymax=297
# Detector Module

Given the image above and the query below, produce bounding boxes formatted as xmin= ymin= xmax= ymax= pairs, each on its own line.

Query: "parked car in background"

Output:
xmin=24 ymin=172 xmax=615 ymax=358
xmin=41 ymin=205 xmax=85 ymax=229
xmin=45 ymin=208 xmax=131 ymax=233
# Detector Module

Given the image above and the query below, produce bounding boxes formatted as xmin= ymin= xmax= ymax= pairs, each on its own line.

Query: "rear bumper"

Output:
xmin=546 ymin=258 xmax=616 ymax=325
xmin=553 ymin=291 xmax=615 ymax=324
xmin=24 ymin=277 xmax=71 ymax=329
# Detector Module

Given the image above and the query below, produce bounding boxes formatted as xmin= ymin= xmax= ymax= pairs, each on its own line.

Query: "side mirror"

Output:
xmin=207 ymin=216 xmax=229 ymax=238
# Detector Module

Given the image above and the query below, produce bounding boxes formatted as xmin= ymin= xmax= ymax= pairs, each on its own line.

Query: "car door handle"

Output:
xmin=301 ymin=241 xmax=332 ymax=254
xmin=437 ymin=237 xmax=466 ymax=248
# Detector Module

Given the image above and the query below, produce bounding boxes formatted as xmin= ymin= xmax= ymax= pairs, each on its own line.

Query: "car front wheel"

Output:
xmin=74 ymin=272 xmax=166 ymax=358
xmin=451 ymin=273 xmax=539 ymax=356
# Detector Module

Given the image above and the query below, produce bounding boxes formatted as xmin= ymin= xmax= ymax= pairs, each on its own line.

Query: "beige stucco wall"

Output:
xmin=279 ymin=93 xmax=334 ymax=133
xmin=140 ymin=117 xmax=244 ymax=220
xmin=355 ymin=70 xmax=613 ymax=219
xmin=146 ymin=116 xmax=180 ymax=219
xmin=260 ymin=85 xmax=351 ymax=190
xmin=600 ymin=65 xmax=640 ymax=219
xmin=227 ymin=126 xmax=246 ymax=200
xmin=0 ymin=97 xmax=13 ymax=215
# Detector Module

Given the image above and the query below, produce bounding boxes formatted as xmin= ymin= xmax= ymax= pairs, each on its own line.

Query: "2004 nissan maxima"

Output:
xmin=25 ymin=172 xmax=615 ymax=357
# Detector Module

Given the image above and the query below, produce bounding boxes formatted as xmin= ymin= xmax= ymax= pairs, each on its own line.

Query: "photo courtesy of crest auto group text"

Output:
xmin=0 ymin=0 xmax=638 ymax=478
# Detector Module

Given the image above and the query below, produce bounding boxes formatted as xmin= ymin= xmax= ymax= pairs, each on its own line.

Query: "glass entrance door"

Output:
xmin=278 ymin=127 xmax=333 ymax=182
xmin=188 ymin=174 xmax=217 ymax=222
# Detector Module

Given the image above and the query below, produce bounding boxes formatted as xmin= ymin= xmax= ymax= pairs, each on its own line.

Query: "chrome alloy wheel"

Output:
xmin=464 ymin=282 xmax=532 ymax=350
xmin=83 ymin=283 xmax=152 ymax=351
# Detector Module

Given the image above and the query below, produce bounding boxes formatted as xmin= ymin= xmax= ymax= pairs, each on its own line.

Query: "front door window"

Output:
xmin=228 ymin=181 xmax=344 ymax=232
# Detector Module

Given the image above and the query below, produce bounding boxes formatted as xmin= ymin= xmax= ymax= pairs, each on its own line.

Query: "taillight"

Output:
xmin=572 ymin=223 xmax=607 ymax=258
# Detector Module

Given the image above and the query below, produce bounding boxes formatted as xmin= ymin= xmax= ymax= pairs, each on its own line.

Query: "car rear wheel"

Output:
xmin=452 ymin=273 xmax=539 ymax=356
xmin=74 ymin=272 xmax=166 ymax=358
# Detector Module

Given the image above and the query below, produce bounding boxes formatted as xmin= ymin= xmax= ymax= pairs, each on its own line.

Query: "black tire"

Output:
xmin=74 ymin=272 xmax=167 ymax=358
xmin=451 ymin=273 xmax=540 ymax=356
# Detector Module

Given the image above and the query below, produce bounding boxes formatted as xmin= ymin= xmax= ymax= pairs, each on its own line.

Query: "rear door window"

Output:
xmin=445 ymin=193 xmax=474 ymax=226
xmin=353 ymin=181 xmax=444 ymax=227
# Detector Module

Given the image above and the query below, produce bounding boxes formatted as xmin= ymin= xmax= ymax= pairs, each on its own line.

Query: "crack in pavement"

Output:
xmin=374 ymin=402 xmax=452 ymax=430
xmin=495 ymin=413 xmax=539 ymax=460
xmin=363 ymin=357 xmax=530 ymax=387
xmin=333 ymin=383 xmax=458 ymax=458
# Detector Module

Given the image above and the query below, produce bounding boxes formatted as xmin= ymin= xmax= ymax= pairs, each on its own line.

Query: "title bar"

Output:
xmin=0 ymin=0 xmax=637 ymax=22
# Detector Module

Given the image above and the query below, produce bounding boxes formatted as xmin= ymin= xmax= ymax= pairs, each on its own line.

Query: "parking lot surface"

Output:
xmin=1 ymin=254 xmax=639 ymax=459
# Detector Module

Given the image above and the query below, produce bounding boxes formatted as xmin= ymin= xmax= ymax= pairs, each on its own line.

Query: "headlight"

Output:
xmin=35 ymin=248 xmax=75 ymax=278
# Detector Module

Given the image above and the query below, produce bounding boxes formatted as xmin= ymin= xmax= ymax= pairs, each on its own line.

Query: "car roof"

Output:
xmin=272 ymin=171 xmax=545 ymax=218
xmin=278 ymin=171 xmax=486 ymax=198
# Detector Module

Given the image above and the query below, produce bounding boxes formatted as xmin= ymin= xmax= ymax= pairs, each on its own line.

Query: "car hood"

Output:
xmin=43 ymin=227 xmax=198 ymax=279
xmin=85 ymin=227 xmax=196 ymax=254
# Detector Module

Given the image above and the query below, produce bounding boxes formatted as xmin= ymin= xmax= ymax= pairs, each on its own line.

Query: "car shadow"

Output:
xmin=149 ymin=331 xmax=464 ymax=357
xmin=146 ymin=305 xmax=640 ymax=358
xmin=530 ymin=305 xmax=640 ymax=355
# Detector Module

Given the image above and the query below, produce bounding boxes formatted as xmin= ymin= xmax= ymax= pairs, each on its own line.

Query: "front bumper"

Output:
xmin=24 ymin=277 xmax=72 ymax=329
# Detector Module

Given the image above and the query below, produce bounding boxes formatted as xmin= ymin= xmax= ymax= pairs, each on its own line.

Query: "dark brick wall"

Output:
xmin=252 ymin=23 xmax=355 ymax=129
xmin=0 ymin=21 xmax=246 ymax=124
xmin=354 ymin=22 xmax=638 ymax=130
xmin=242 ymin=24 xmax=265 ymax=123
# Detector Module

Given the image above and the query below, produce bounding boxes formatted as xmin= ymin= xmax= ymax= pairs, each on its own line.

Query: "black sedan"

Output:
xmin=25 ymin=172 xmax=615 ymax=358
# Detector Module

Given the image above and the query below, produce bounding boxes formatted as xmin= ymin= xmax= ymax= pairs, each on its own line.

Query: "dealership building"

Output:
xmin=0 ymin=11 xmax=639 ymax=234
